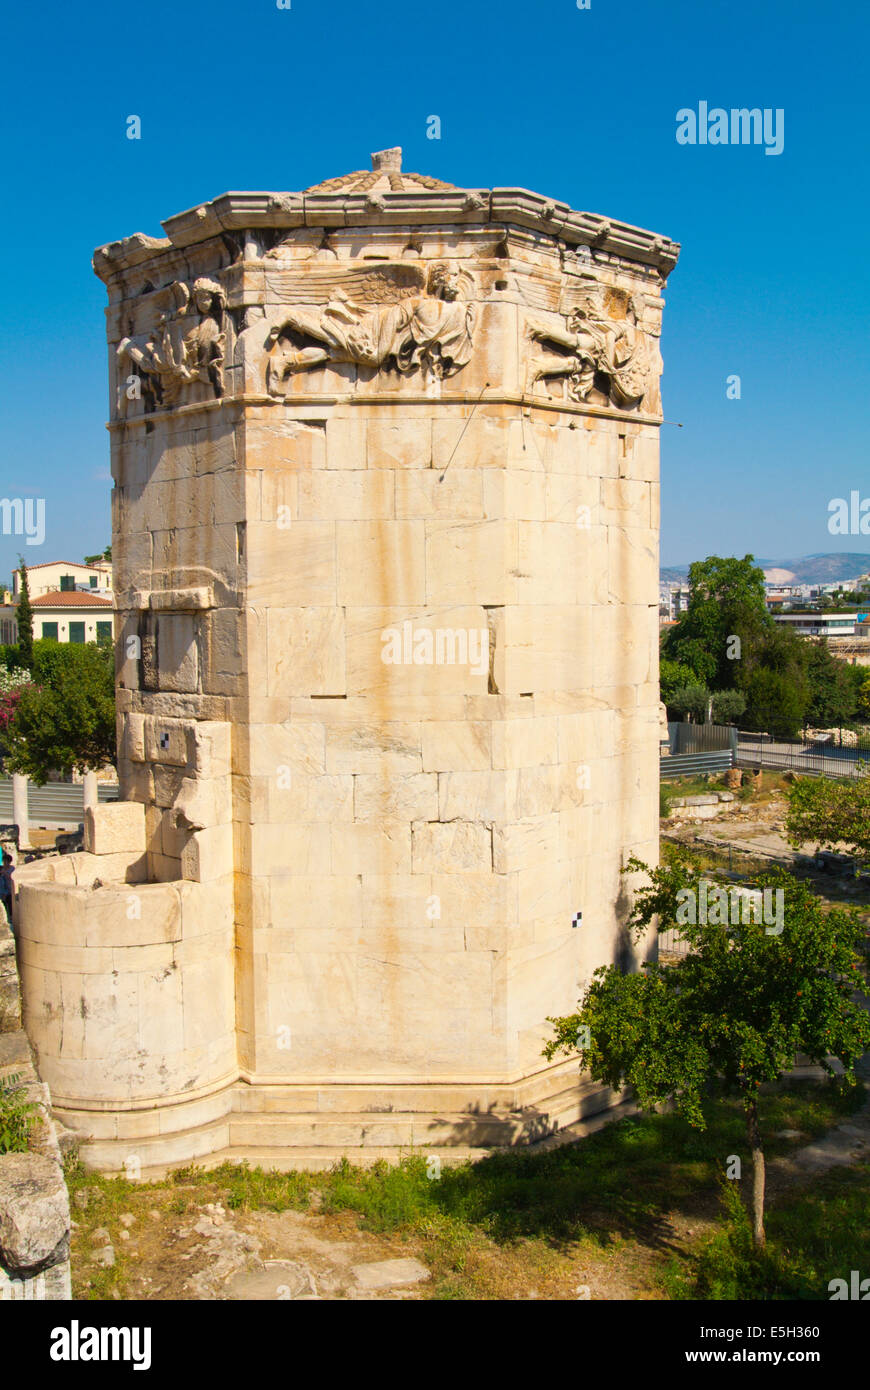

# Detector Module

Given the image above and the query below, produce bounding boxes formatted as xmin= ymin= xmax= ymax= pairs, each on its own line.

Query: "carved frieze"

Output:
xmin=264 ymin=261 xmax=476 ymax=395
xmin=116 ymin=277 xmax=226 ymax=412
xmin=524 ymin=282 xmax=662 ymax=411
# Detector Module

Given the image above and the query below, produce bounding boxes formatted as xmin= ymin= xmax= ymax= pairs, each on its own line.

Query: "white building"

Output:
xmin=773 ymin=611 xmax=863 ymax=638
xmin=12 ymin=559 xmax=113 ymax=599
xmin=0 ymin=590 xmax=115 ymax=644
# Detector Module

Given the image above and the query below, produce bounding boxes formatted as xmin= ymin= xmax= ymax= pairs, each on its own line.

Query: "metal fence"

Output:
xmin=658 ymin=926 xmax=691 ymax=957
xmin=666 ymin=721 xmax=738 ymax=756
xmin=661 ymin=750 xmax=734 ymax=780
xmin=661 ymin=721 xmax=870 ymax=781
xmin=0 ymin=779 xmax=119 ymax=825
xmin=736 ymin=735 xmax=870 ymax=780
xmin=661 ymin=721 xmax=736 ymax=780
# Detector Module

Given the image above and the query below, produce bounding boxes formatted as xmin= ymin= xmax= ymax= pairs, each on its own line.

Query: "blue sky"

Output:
xmin=0 ymin=0 xmax=867 ymax=576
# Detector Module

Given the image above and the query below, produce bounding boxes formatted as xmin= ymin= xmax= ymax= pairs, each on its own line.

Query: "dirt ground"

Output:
xmin=74 ymin=1195 xmax=438 ymax=1301
xmin=71 ymin=1183 xmax=696 ymax=1302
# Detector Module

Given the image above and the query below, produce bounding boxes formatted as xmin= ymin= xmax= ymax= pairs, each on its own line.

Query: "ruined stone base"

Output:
xmin=0 ymin=918 xmax=72 ymax=1301
xmin=53 ymin=1058 xmax=619 ymax=1176
xmin=0 ymin=1261 xmax=71 ymax=1301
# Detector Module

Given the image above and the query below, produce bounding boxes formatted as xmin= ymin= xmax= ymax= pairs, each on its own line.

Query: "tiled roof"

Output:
xmin=305 ymin=149 xmax=458 ymax=195
xmin=17 ymin=561 xmax=109 ymax=571
xmin=30 ymin=592 xmax=114 ymax=609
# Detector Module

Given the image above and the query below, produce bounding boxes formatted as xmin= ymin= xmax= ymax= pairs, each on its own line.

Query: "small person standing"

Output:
xmin=0 ymin=852 xmax=15 ymax=926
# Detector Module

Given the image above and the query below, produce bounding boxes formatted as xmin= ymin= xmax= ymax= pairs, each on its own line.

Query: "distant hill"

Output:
xmin=661 ymin=554 xmax=870 ymax=586
xmin=766 ymin=553 xmax=870 ymax=584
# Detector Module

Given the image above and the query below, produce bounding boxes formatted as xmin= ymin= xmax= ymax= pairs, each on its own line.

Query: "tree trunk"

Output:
xmin=745 ymin=1097 xmax=766 ymax=1248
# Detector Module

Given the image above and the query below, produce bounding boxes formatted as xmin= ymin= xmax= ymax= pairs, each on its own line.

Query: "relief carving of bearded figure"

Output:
xmin=526 ymin=289 xmax=658 ymax=410
xmin=117 ymin=277 xmax=226 ymax=410
xmin=265 ymin=262 xmax=475 ymax=395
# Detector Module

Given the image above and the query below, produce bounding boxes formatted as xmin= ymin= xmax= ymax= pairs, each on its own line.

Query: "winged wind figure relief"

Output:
xmin=264 ymin=261 xmax=476 ymax=394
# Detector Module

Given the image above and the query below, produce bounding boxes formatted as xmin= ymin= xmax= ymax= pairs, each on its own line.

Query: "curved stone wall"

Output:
xmin=16 ymin=855 xmax=235 ymax=1127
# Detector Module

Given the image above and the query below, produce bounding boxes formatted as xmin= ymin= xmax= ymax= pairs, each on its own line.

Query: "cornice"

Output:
xmin=94 ymin=164 xmax=680 ymax=285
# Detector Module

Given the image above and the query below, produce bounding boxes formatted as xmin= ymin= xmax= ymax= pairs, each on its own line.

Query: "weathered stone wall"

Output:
xmin=233 ymin=400 xmax=661 ymax=1083
xmin=228 ymin=214 xmax=664 ymax=1086
xmin=16 ymin=806 xmax=236 ymax=1136
xmin=0 ymin=917 xmax=71 ymax=1300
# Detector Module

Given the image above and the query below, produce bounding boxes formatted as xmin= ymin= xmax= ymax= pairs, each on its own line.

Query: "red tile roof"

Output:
xmin=30 ymin=591 xmax=114 ymax=609
xmin=16 ymin=561 xmax=109 ymax=572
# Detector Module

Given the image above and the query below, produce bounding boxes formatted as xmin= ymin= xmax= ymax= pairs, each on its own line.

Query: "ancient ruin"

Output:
xmin=14 ymin=148 xmax=679 ymax=1171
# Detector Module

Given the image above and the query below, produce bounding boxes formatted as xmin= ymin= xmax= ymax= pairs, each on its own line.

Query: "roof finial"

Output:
xmin=371 ymin=147 xmax=402 ymax=173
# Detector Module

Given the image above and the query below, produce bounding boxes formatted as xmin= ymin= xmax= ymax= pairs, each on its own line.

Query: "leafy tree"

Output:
xmin=15 ymin=559 xmax=33 ymax=672
xmin=0 ymin=667 xmax=33 ymax=770
xmin=738 ymin=618 xmax=808 ymax=694
xmin=545 ymin=851 xmax=870 ymax=1247
xmin=804 ymin=640 xmax=857 ymax=729
xmin=786 ymin=774 xmax=870 ymax=871
xmin=710 ymin=689 xmax=747 ymax=725
xmin=834 ymin=662 xmax=868 ymax=729
xmin=668 ymin=684 xmax=710 ymax=723
xmin=662 ymin=635 xmax=718 ymax=688
xmin=659 ymin=555 xmax=855 ymax=739
xmin=662 ymin=556 xmax=770 ymax=692
xmin=660 ymin=657 xmax=703 ymax=707
xmin=857 ymin=676 xmax=870 ymax=721
xmin=743 ymin=665 xmax=807 ymax=739
xmin=5 ymin=639 xmax=116 ymax=783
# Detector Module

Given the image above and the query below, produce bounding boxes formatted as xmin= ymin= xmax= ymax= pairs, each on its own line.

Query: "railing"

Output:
xmin=736 ymin=735 xmax=869 ymax=780
xmin=661 ymin=720 xmax=869 ymax=781
xmin=661 ymin=750 xmax=734 ymax=779
xmin=658 ymin=926 xmax=691 ymax=957
xmin=0 ymin=779 xmax=119 ymax=824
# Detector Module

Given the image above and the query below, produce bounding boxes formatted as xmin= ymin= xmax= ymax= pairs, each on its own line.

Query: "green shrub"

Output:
xmin=0 ymin=1072 xmax=40 ymax=1153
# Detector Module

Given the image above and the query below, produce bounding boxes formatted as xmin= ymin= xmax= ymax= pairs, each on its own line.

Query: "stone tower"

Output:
xmin=15 ymin=150 xmax=679 ymax=1170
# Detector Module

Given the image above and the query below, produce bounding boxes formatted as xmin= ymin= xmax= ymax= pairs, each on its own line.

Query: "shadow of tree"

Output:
xmin=415 ymin=1105 xmax=735 ymax=1258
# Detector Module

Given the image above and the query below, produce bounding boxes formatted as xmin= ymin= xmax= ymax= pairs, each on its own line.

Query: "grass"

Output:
xmin=65 ymin=1079 xmax=868 ymax=1301
xmin=661 ymin=774 xmax=725 ymax=800
xmin=664 ymin=1164 xmax=870 ymax=1300
xmin=661 ymin=771 xmax=791 ymax=803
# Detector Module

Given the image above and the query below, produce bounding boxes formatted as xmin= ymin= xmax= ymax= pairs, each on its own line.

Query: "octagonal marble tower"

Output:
xmin=15 ymin=149 xmax=679 ymax=1171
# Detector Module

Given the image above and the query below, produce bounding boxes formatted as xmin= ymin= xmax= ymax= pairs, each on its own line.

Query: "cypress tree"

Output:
xmin=15 ymin=557 xmax=34 ymax=671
